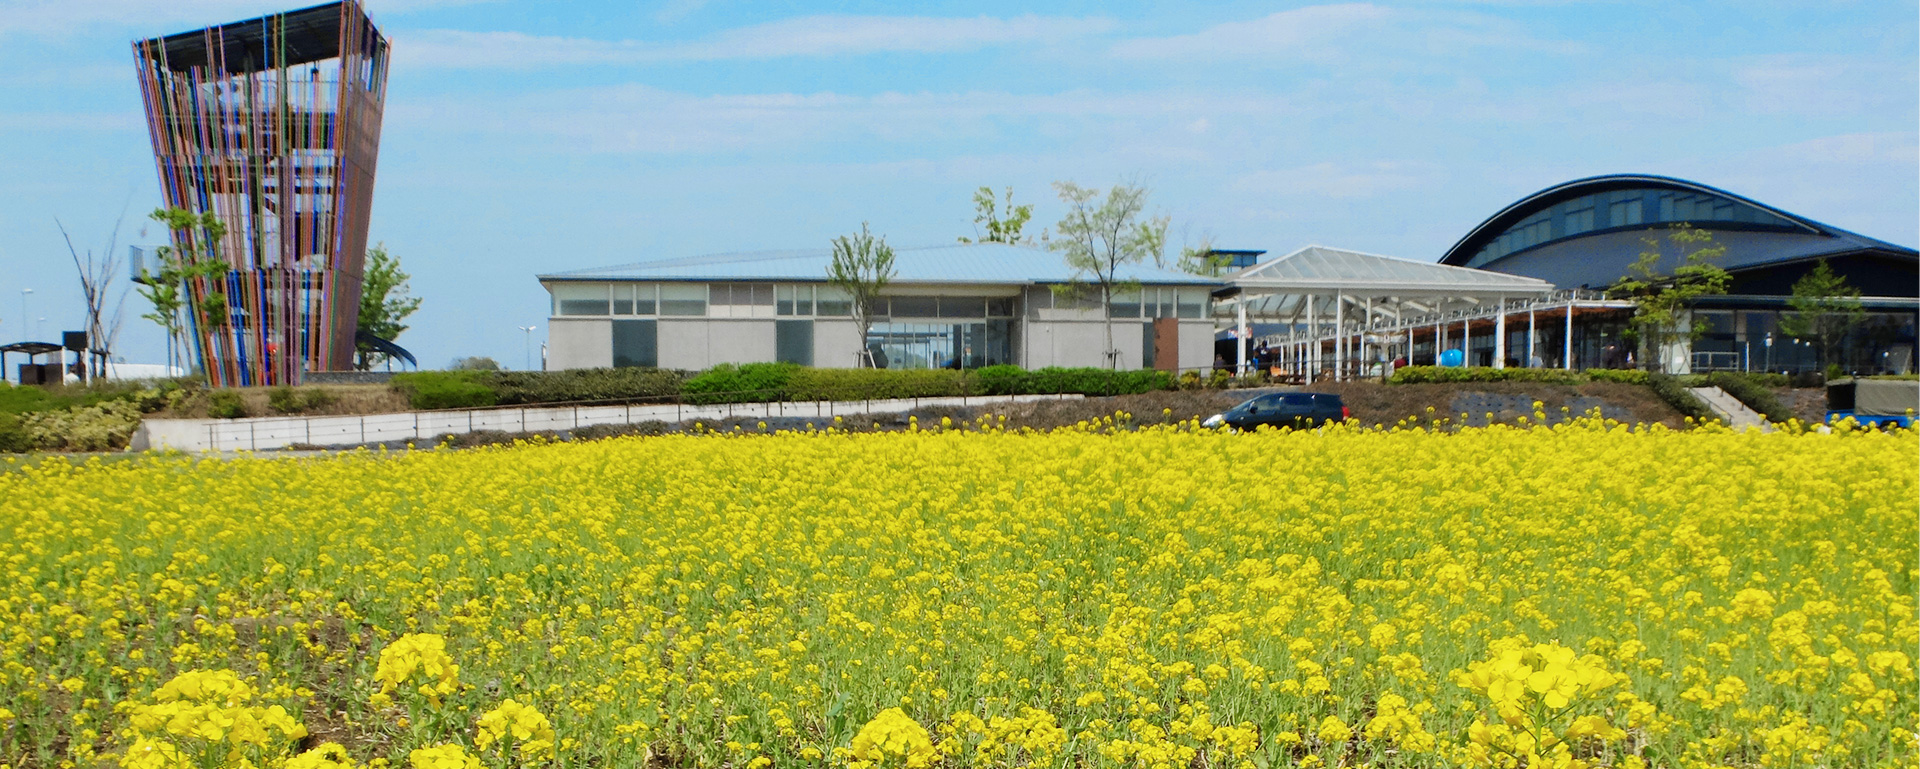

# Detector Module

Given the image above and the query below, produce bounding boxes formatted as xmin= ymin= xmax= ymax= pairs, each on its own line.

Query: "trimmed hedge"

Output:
xmin=787 ymin=368 xmax=967 ymax=401
xmin=1022 ymin=367 xmax=1174 ymax=396
xmin=391 ymin=371 xmax=498 ymax=410
xmin=1388 ymin=366 xmax=1648 ymax=386
xmin=1648 ymin=373 xmax=1717 ymax=422
xmin=683 ymin=363 xmax=799 ymax=404
xmin=491 ymin=367 xmax=681 ymax=405
xmin=1706 ymin=372 xmax=1792 ymax=423
xmin=391 ymin=364 xmax=1181 ymax=410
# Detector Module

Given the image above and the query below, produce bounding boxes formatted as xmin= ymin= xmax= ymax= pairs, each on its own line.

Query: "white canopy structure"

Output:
xmin=1216 ymin=245 xmax=1630 ymax=382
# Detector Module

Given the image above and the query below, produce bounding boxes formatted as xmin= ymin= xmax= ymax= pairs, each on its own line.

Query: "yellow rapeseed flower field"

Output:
xmin=0 ymin=417 xmax=1913 ymax=769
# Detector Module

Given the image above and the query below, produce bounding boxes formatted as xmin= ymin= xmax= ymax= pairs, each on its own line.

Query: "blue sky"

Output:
xmin=1 ymin=0 xmax=1914 ymax=370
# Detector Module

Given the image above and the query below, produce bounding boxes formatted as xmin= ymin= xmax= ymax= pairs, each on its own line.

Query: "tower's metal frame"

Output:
xmin=134 ymin=1 xmax=389 ymax=385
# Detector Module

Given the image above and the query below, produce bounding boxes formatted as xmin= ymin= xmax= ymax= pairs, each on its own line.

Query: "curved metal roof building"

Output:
xmin=1438 ymin=174 xmax=1917 ymax=299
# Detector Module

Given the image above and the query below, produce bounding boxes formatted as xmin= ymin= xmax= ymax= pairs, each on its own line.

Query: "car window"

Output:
xmin=1282 ymin=394 xmax=1314 ymax=406
xmin=1253 ymin=394 xmax=1286 ymax=407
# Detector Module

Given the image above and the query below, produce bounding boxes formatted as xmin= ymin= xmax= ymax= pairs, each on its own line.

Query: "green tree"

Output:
xmin=1049 ymin=181 xmax=1168 ymax=369
xmin=355 ymin=243 xmax=423 ymax=371
xmin=827 ymin=223 xmax=897 ymax=368
xmin=1777 ymin=259 xmax=1865 ymax=373
xmin=138 ymin=208 xmax=231 ymax=374
xmin=1177 ymin=236 xmax=1233 ymax=277
xmin=1607 ymin=224 xmax=1731 ymax=373
xmin=957 ymin=186 xmax=1035 ymax=245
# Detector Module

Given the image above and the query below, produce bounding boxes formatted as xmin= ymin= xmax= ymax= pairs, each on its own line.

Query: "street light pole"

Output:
xmin=518 ymin=325 xmax=537 ymax=371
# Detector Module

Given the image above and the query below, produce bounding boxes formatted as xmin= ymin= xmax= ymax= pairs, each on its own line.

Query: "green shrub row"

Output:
xmin=1705 ymin=372 xmax=1793 ymax=423
xmin=393 ymin=368 xmax=691 ymax=410
xmin=1647 ymin=373 xmax=1718 ymax=423
xmin=1388 ymin=366 xmax=1649 ymax=386
xmin=0 ymin=380 xmax=189 ymax=452
xmin=394 ymin=365 xmax=1181 ymax=410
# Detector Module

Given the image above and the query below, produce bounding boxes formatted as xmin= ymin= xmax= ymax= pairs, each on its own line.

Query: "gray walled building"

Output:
xmin=538 ymin=243 xmax=1220 ymax=372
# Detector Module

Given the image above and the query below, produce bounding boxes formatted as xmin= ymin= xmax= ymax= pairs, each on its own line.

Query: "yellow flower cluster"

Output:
xmin=372 ymin=633 xmax=459 ymax=705
xmin=120 ymin=670 xmax=306 ymax=769
xmin=474 ymin=698 xmax=554 ymax=759
xmin=845 ymin=708 xmax=936 ymax=768
xmin=0 ymin=416 xmax=1912 ymax=768
xmin=1455 ymin=642 xmax=1632 ymax=768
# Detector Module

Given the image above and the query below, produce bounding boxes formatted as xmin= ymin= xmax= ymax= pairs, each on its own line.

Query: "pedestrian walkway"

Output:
xmin=130 ymin=393 xmax=1082 ymax=453
xmin=1689 ymin=386 xmax=1772 ymax=431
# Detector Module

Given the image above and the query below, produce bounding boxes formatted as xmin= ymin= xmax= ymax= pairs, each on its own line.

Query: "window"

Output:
xmin=1177 ymin=289 xmax=1205 ymax=319
xmin=987 ymin=297 xmax=1015 ymax=317
xmin=865 ymin=321 xmax=1012 ymax=369
xmin=612 ymin=284 xmax=634 ymax=315
xmin=889 ymin=296 xmax=938 ymax=318
xmin=612 ymin=319 xmax=657 ymax=367
xmin=553 ymin=283 xmax=609 ymax=316
xmin=660 ymin=283 xmax=706 ymax=316
xmin=938 ymin=297 xmax=986 ymax=318
xmin=775 ymin=320 xmax=813 ymax=365
xmin=777 ymin=285 xmax=817 ymax=316
xmin=633 ymin=284 xmax=656 ymax=315
xmin=1562 ymin=200 xmax=1595 ymax=236
xmin=1608 ymin=194 xmax=1643 ymax=227
xmin=816 ymin=286 xmax=853 ymax=317
xmin=1108 ymin=290 xmax=1141 ymax=319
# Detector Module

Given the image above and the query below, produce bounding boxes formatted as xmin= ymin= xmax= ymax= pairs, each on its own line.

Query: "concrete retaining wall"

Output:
xmin=130 ymin=393 xmax=1083 ymax=453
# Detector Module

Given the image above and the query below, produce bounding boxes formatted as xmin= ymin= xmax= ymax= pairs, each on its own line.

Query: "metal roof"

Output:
xmin=1227 ymin=245 xmax=1555 ymax=294
xmin=136 ymin=2 xmax=372 ymax=74
xmin=541 ymin=242 xmax=1223 ymax=286
xmin=1438 ymin=174 xmax=1919 ymax=288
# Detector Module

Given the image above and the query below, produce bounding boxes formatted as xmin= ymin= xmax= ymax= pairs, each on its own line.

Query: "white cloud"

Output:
xmin=1110 ymin=4 xmax=1578 ymax=61
xmin=397 ymin=14 xmax=1116 ymax=69
xmin=1231 ymin=160 xmax=1441 ymax=199
xmin=1732 ymin=55 xmax=1916 ymax=117
xmin=1675 ymin=132 xmax=1919 ymax=246
xmin=385 ymin=84 xmax=1301 ymax=155
xmin=1112 ymin=5 xmax=1392 ymax=59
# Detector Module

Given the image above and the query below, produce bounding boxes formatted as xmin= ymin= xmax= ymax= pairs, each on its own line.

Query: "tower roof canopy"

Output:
xmin=136 ymin=2 xmax=374 ymax=73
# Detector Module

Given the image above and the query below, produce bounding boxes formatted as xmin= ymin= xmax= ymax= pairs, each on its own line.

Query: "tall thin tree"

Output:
xmin=827 ymin=223 xmax=897 ymax=368
xmin=1049 ymin=181 xmax=1168 ymax=369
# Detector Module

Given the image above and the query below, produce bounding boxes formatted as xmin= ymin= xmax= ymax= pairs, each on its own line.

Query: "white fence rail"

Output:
xmin=131 ymin=394 xmax=1082 ymax=453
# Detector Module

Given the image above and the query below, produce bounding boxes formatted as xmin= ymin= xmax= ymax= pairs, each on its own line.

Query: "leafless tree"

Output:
xmin=57 ymin=206 xmax=134 ymax=380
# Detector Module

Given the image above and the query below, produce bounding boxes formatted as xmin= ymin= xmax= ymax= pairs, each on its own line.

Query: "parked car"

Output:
xmin=1826 ymin=377 xmax=1918 ymax=428
xmin=1202 ymin=392 xmax=1349 ymax=430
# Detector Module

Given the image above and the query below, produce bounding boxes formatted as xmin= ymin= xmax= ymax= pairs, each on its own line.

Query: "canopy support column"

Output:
xmin=1494 ymin=295 xmax=1507 ymax=369
xmin=1527 ymin=305 xmax=1536 ymax=368
xmin=1564 ymin=303 xmax=1574 ymax=370
xmin=1334 ymin=292 xmax=1345 ymax=382
xmin=1237 ymin=300 xmax=1250 ymax=377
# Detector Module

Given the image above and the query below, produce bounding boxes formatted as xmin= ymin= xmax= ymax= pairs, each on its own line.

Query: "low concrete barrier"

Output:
xmin=130 ymin=393 xmax=1082 ymax=452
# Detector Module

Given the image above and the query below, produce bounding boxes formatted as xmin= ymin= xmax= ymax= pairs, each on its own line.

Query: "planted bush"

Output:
xmin=1706 ymin=372 xmax=1792 ymax=423
xmin=491 ymin=367 xmax=681 ymax=405
xmin=967 ymin=365 xmax=1028 ymax=396
xmin=21 ymin=400 xmax=143 ymax=451
xmin=207 ymin=390 xmax=250 ymax=419
xmin=682 ymin=363 xmax=798 ymax=404
xmin=786 ymin=368 xmax=966 ymax=401
xmin=1648 ymin=373 xmax=1717 ymax=423
xmin=267 ymin=386 xmax=338 ymax=415
xmin=1388 ymin=366 xmax=1646 ymax=386
xmin=391 ymin=372 xmax=498 ymax=410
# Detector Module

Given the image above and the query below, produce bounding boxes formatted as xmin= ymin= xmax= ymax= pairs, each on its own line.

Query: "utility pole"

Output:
xmin=19 ymin=288 xmax=32 ymax=341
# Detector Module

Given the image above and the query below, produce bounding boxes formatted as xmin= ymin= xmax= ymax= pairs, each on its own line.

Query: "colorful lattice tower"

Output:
xmin=134 ymin=2 xmax=389 ymax=386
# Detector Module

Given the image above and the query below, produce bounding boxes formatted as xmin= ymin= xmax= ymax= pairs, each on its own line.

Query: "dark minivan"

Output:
xmin=1203 ymin=392 xmax=1349 ymax=430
